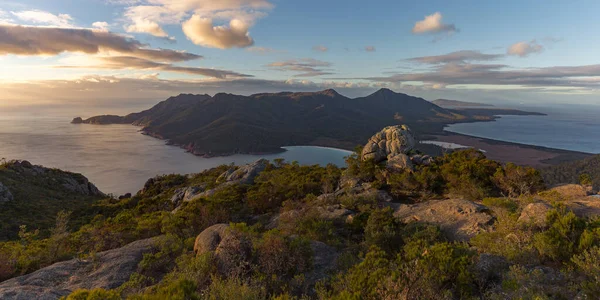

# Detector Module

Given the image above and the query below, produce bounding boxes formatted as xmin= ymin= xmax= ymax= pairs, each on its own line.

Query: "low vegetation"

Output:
xmin=1 ymin=149 xmax=599 ymax=299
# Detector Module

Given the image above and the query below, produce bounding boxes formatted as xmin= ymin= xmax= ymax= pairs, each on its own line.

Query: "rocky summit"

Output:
xmin=361 ymin=125 xmax=433 ymax=171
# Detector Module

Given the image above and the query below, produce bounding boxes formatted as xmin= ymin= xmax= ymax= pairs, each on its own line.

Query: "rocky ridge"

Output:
xmin=0 ymin=238 xmax=158 ymax=300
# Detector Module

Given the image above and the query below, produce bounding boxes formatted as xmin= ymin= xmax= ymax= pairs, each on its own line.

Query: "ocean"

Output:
xmin=444 ymin=103 xmax=600 ymax=154
xmin=0 ymin=113 xmax=352 ymax=195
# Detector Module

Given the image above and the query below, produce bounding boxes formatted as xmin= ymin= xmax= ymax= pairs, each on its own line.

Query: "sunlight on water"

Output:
xmin=0 ymin=115 xmax=352 ymax=195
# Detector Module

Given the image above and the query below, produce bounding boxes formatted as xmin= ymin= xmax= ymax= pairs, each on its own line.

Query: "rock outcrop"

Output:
xmin=518 ymin=202 xmax=553 ymax=226
xmin=0 ymin=182 xmax=13 ymax=203
xmin=361 ymin=125 xmax=433 ymax=171
xmin=61 ymin=176 xmax=103 ymax=196
xmin=0 ymin=238 xmax=158 ymax=300
xmin=194 ymin=224 xmax=230 ymax=255
xmin=392 ymin=199 xmax=493 ymax=241
xmin=221 ymin=159 xmax=269 ymax=185
xmin=362 ymin=125 xmax=416 ymax=163
xmin=171 ymin=185 xmax=206 ymax=208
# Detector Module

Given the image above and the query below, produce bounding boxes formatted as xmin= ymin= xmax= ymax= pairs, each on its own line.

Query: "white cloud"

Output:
xmin=507 ymin=40 xmax=544 ymax=57
xmin=412 ymin=12 xmax=457 ymax=34
xmin=182 ymin=16 xmax=253 ymax=49
xmin=11 ymin=10 xmax=74 ymax=28
xmin=312 ymin=45 xmax=328 ymax=52
xmin=126 ymin=19 xmax=169 ymax=37
xmin=120 ymin=0 xmax=272 ymax=47
xmin=365 ymin=46 xmax=376 ymax=52
xmin=92 ymin=21 xmax=110 ymax=31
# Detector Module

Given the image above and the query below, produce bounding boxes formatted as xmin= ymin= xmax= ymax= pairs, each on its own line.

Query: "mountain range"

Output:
xmin=73 ymin=88 xmax=541 ymax=157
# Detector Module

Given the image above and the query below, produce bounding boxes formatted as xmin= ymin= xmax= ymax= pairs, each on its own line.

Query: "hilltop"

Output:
xmin=73 ymin=88 xmax=543 ymax=157
xmin=0 ymin=160 xmax=104 ymax=240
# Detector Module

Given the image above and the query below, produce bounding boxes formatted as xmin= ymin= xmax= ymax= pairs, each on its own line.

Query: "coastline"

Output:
xmin=80 ymin=109 xmax=592 ymax=166
xmin=429 ymin=131 xmax=592 ymax=166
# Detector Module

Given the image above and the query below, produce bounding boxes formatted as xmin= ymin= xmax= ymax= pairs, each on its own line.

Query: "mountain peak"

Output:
xmin=318 ymin=89 xmax=340 ymax=97
xmin=373 ymin=88 xmax=396 ymax=95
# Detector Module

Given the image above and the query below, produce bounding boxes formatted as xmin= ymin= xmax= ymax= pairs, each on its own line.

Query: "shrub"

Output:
xmin=364 ymin=207 xmax=402 ymax=254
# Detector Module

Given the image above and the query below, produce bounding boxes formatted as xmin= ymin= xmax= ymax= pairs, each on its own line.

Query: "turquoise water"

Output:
xmin=444 ymin=104 xmax=600 ymax=154
xmin=0 ymin=114 xmax=352 ymax=195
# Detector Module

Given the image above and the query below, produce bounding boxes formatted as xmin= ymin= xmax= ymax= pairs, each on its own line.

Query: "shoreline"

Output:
xmin=429 ymin=131 xmax=592 ymax=166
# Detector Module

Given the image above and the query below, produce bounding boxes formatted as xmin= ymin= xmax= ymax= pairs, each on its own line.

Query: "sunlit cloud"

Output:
xmin=92 ymin=21 xmax=109 ymax=31
xmin=267 ymin=58 xmax=334 ymax=77
xmin=507 ymin=40 xmax=544 ymax=57
xmin=10 ymin=10 xmax=74 ymax=27
xmin=182 ymin=16 xmax=253 ymax=49
xmin=0 ymin=25 xmax=201 ymax=62
xmin=365 ymin=46 xmax=376 ymax=52
xmin=407 ymin=50 xmax=503 ymax=64
xmin=412 ymin=12 xmax=457 ymax=34
xmin=120 ymin=0 xmax=273 ymax=47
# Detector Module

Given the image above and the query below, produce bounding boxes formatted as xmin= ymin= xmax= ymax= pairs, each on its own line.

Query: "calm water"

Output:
xmin=445 ymin=103 xmax=600 ymax=154
xmin=0 ymin=114 xmax=352 ymax=195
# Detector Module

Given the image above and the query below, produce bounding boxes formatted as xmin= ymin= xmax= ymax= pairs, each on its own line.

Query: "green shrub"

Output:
xmin=364 ymin=207 xmax=402 ymax=254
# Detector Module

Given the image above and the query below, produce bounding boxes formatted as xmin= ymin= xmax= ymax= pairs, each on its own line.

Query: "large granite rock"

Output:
xmin=222 ymin=159 xmax=269 ymax=185
xmin=518 ymin=202 xmax=553 ymax=226
xmin=171 ymin=185 xmax=206 ymax=208
xmin=0 ymin=238 xmax=158 ymax=300
xmin=0 ymin=182 xmax=13 ymax=203
xmin=194 ymin=224 xmax=230 ymax=255
xmin=393 ymin=199 xmax=494 ymax=241
xmin=386 ymin=153 xmax=414 ymax=172
xmin=361 ymin=125 xmax=416 ymax=163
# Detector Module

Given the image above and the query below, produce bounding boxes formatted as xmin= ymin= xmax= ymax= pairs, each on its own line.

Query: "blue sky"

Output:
xmin=1 ymin=0 xmax=600 ymax=107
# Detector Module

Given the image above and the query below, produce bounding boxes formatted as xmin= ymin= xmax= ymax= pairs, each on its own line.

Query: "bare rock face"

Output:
xmin=0 ymin=238 xmax=158 ymax=300
xmin=223 ymin=159 xmax=269 ymax=185
xmin=386 ymin=153 xmax=414 ymax=172
xmin=518 ymin=202 xmax=553 ymax=226
xmin=61 ymin=176 xmax=102 ymax=196
xmin=361 ymin=125 xmax=416 ymax=163
xmin=171 ymin=185 xmax=206 ymax=208
xmin=393 ymin=199 xmax=493 ymax=241
xmin=0 ymin=182 xmax=13 ymax=203
xmin=194 ymin=224 xmax=230 ymax=255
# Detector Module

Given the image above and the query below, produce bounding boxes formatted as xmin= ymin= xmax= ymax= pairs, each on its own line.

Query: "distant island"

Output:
xmin=72 ymin=88 xmax=545 ymax=157
xmin=432 ymin=99 xmax=494 ymax=107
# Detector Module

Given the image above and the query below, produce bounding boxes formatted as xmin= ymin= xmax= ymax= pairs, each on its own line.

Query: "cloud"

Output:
xmin=58 ymin=56 xmax=252 ymax=79
xmin=412 ymin=12 xmax=457 ymax=34
xmin=507 ymin=40 xmax=544 ymax=57
xmin=246 ymin=46 xmax=280 ymax=54
xmin=365 ymin=46 xmax=376 ymax=52
xmin=312 ymin=45 xmax=328 ymax=52
xmin=182 ymin=16 xmax=253 ymax=48
xmin=408 ymin=50 xmax=504 ymax=64
xmin=11 ymin=10 xmax=74 ymax=27
xmin=121 ymin=0 xmax=273 ymax=46
xmin=267 ymin=58 xmax=334 ymax=77
xmin=364 ymin=62 xmax=600 ymax=90
xmin=0 ymin=24 xmax=201 ymax=62
xmin=92 ymin=21 xmax=109 ymax=31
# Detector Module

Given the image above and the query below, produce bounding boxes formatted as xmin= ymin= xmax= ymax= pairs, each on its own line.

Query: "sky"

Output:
xmin=1 ymin=0 xmax=600 ymax=110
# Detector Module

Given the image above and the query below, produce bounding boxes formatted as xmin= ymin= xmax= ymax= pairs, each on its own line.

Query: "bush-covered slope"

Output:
xmin=0 ymin=160 xmax=105 ymax=241
xmin=1 ymin=147 xmax=599 ymax=299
